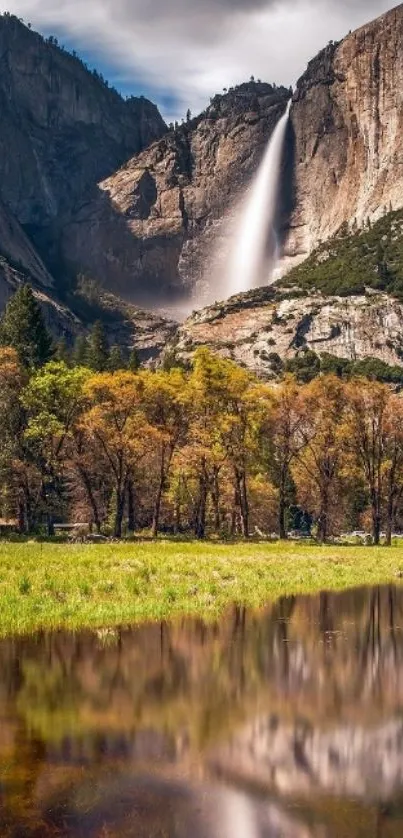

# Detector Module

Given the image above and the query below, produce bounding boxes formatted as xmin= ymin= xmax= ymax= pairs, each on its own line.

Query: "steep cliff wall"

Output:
xmin=60 ymin=83 xmax=291 ymax=303
xmin=0 ymin=14 xmax=166 ymax=258
xmin=0 ymin=201 xmax=53 ymax=289
xmin=286 ymin=3 xmax=403 ymax=268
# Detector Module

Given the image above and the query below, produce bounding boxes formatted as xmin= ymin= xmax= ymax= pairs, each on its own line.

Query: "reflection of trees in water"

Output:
xmin=1 ymin=586 xmax=403 ymax=835
xmin=1 ymin=587 xmax=403 ymax=751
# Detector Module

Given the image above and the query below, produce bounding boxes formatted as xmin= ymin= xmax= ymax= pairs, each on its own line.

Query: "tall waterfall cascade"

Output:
xmin=224 ymin=99 xmax=292 ymax=298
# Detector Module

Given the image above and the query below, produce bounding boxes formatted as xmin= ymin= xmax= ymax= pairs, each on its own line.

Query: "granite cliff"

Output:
xmin=0 ymin=13 xmax=166 ymax=285
xmin=286 ymin=3 xmax=403 ymax=269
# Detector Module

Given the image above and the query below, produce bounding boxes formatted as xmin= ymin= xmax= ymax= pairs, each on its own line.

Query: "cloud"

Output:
xmin=4 ymin=0 xmax=394 ymax=119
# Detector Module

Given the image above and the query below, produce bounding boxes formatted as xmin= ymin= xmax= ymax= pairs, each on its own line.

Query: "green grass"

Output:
xmin=1 ymin=540 xmax=403 ymax=637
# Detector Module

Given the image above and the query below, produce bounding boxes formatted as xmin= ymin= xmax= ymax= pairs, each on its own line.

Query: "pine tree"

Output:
xmin=72 ymin=335 xmax=89 ymax=367
xmin=54 ymin=337 xmax=70 ymax=364
xmin=86 ymin=321 xmax=109 ymax=372
xmin=0 ymin=284 xmax=52 ymax=369
xmin=108 ymin=345 xmax=125 ymax=372
xmin=128 ymin=347 xmax=140 ymax=372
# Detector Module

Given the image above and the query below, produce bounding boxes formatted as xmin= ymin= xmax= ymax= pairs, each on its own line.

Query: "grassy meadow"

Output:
xmin=1 ymin=540 xmax=403 ymax=637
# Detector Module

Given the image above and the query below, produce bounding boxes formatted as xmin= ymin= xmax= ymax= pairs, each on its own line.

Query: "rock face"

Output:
xmin=172 ymin=287 xmax=403 ymax=375
xmin=211 ymin=718 xmax=403 ymax=802
xmin=86 ymin=290 xmax=178 ymax=363
xmin=0 ymin=13 xmax=166 ymax=270
xmin=286 ymin=4 xmax=403 ymax=268
xmin=0 ymin=201 xmax=53 ymax=289
xmin=61 ymin=83 xmax=291 ymax=303
xmin=0 ymin=13 xmax=171 ymax=348
xmin=0 ymin=201 xmax=77 ymax=338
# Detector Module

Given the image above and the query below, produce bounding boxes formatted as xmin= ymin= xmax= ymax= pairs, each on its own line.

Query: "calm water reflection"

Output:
xmin=1 ymin=586 xmax=403 ymax=836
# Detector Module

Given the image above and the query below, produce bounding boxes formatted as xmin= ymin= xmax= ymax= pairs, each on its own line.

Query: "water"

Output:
xmin=1 ymin=585 xmax=403 ymax=837
xmin=225 ymin=99 xmax=291 ymax=298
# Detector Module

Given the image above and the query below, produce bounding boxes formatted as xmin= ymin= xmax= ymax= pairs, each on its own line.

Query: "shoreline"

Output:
xmin=1 ymin=540 xmax=402 ymax=638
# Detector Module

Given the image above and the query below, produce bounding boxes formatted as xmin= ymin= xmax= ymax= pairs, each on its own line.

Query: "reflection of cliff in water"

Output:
xmin=1 ymin=586 xmax=403 ymax=836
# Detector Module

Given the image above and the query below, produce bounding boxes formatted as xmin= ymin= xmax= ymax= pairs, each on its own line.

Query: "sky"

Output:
xmin=3 ymin=0 xmax=396 ymax=121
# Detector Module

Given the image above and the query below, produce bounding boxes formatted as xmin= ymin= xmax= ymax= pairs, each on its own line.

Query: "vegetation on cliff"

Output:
xmin=283 ymin=209 xmax=403 ymax=300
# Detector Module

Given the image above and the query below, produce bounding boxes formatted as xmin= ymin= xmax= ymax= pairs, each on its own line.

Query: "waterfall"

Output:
xmin=224 ymin=99 xmax=291 ymax=298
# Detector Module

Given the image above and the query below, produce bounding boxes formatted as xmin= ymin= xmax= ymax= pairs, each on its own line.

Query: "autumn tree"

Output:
xmin=345 ymin=380 xmax=392 ymax=545
xmin=213 ymin=362 xmax=258 ymax=537
xmin=80 ymin=372 xmax=153 ymax=537
xmin=380 ymin=393 xmax=403 ymax=545
xmin=185 ymin=349 xmax=229 ymax=538
xmin=292 ymin=375 xmax=346 ymax=543
xmin=258 ymin=376 xmax=305 ymax=539
xmin=142 ymin=368 xmax=189 ymax=537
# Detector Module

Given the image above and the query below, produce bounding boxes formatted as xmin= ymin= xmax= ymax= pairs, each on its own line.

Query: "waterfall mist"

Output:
xmin=224 ymin=98 xmax=291 ymax=298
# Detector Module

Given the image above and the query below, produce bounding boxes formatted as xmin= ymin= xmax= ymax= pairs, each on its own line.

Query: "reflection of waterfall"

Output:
xmin=224 ymin=99 xmax=291 ymax=298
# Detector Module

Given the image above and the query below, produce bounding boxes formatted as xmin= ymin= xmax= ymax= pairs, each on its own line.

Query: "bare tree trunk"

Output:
xmin=318 ymin=485 xmax=329 ymax=544
xmin=211 ymin=467 xmax=221 ymax=533
xmin=234 ymin=468 xmax=249 ymax=538
xmin=174 ymin=500 xmax=181 ymax=535
xmin=371 ymin=492 xmax=382 ymax=545
xmin=239 ymin=469 xmax=249 ymax=538
xmin=278 ymin=465 xmax=288 ymax=540
xmin=127 ymin=479 xmax=135 ymax=533
xmin=17 ymin=492 xmax=26 ymax=534
xmin=152 ymin=446 xmax=166 ymax=538
xmin=114 ymin=485 xmax=126 ymax=539
xmin=195 ymin=463 xmax=208 ymax=540
xmin=231 ymin=481 xmax=240 ymax=537
xmin=78 ymin=466 xmax=101 ymax=533
xmin=385 ymin=494 xmax=394 ymax=547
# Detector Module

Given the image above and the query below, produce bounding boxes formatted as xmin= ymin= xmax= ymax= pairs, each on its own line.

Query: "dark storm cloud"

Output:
xmin=5 ymin=0 xmax=395 ymax=118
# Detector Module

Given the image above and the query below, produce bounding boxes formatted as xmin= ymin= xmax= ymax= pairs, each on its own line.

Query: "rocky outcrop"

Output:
xmin=285 ymin=4 xmax=403 ymax=269
xmin=171 ymin=287 xmax=403 ymax=375
xmin=0 ymin=200 xmax=80 ymax=340
xmin=60 ymin=83 xmax=291 ymax=303
xmin=0 ymin=13 xmax=166 ymax=268
xmin=88 ymin=290 xmax=178 ymax=362
xmin=0 ymin=201 xmax=53 ymax=289
xmin=0 ymin=253 xmax=81 ymax=341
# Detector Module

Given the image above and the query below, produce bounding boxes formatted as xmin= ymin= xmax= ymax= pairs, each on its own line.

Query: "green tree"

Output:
xmin=108 ymin=345 xmax=125 ymax=372
xmin=72 ymin=335 xmax=88 ymax=367
xmin=0 ymin=285 xmax=52 ymax=370
xmin=128 ymin=348 xmax=140 ymax=372
xmin=54 ymin=338 xmax=70 ymax=364
xmin=86 ymin=321 xmax=109 ymax=372
xmin=22 ymin=362 xmax=89 ymax=535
